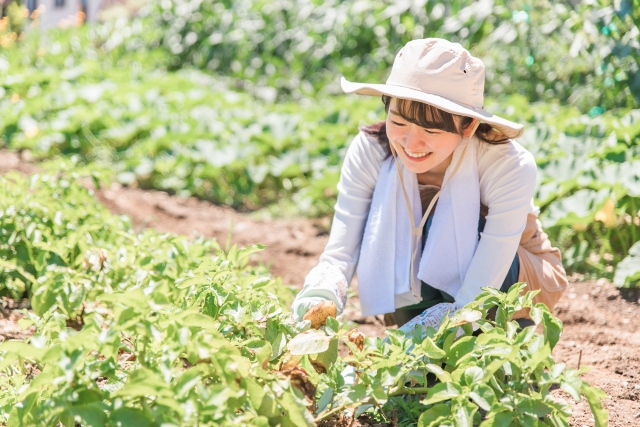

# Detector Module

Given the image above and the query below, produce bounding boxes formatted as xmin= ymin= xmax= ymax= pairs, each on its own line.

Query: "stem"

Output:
xmin=139 ymin=335 xmax=148 ymax=368
xmin=630 ymin=198 xmax=637 ymax=244
xmin=314 ymin=398 xmax=371 ymax=423
xmin=613 ymin=227 xmax=629 ymax=259
xmin=581 ymin=229 xmax=597 ymax=251
xmin=389 ymin=386 xmax=430 ymax=397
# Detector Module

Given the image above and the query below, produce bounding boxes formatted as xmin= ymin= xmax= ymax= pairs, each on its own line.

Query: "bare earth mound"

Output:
xmin=2 ymin=151 xmax=640 ymax=425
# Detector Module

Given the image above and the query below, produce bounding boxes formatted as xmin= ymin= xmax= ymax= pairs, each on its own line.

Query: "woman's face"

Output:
xmin=385 ymin=98 xmax=470 ymax=175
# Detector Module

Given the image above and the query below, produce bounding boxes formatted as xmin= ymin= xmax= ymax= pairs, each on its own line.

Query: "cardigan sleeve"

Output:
xmin=454 ymin=141 xmax=538 ymax=306
xmin=316 ymin=131 xmax=386 ymax=283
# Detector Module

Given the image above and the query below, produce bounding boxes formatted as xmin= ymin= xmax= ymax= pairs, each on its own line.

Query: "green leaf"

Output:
xmin=442 ymin=331 xmax=456 ymax=353
xmin=479 ymin=412 xmax=514 ymax=427
xmin=516 ymin=396 xmax=552 ymax=417
xmin=0 ymin=341 xmax=44 ymax=360
xmin=175 ymin=367 xmax=202 ymax=399
xmin=287 ymin=330 xmax=331 ymax=355
xmin=417 ymin=403 xmax=451 ymax=427
xmin=385 ymin=328 xmax=407 ymax=346
xmin=421 ymin=382 xmax=462 ymax=405
xmin=312 ymin=336 xmax=338 ymax=370
xmin=542 ymin=311 xmax=563 ymax=350
xmin=421 ymin=337 xmax=446 ymax=359
xmin=371 ymin=382 xmax=387 ymax=405
xmin=271 ymin=331 xmax=287 ymax=360
xmin=449 ymin=309 xmax=482 ymax=326
xmin=182 ymin=312 xmax=218 ymax=329
xmin=251 ymin=276 xmax=273 ymax=288
xmin=495 ymin=306 xmax=508 ymax=328
xmin=325 ymin=316 xmax=340 ymax=334
xmin=111 ymin=408 xmax=153 ymax=427
xmin=560 ymin=378 xmax=582 ymax=402
xmin=453 ymin=400 xmax=477 ymax=427
xmin=60 ymin=414 xmax=75 ymax=427
xmin=277 ymin=389 xmax=315 ymax=427
xmin=469 ymin=384 xmax=496 ymax=411
xmin=258 ymin=393 xmax=279 ymax=418
xmin=506 ymin=284 xmax=523 ymax=304
xmin=446 ymin=336 xmax=476 ymax=366
xmin=64 ymin=404 xmax=108 ymax=427
xmin=482 ymin=346 xmax=519 ymax=382
xmin=17 ymin=318 xmax=33 ymax=330
xmin=114 ymin=368 xmax=169 ymax=399
xmin=237 ymin=244 xmax=266 ymax=261
xmin=315 ymin=387 xmax=333 ymax=414
xmin=529 ymin=305 xmax=544 ymax=325
xmin=425 ymin=363 xmax=452 ymax=383
xmin=582 ymin=385 xmax=609 ymax=427
xmin=30 ymin=285 xmax=57 ymax=316
xmin=527 ymin=342 xmax=551 ymax=371
xmin=247 ymin=339 xmax=272 ymax=365
xmin=614 ymin=241 xmax=640 ymax=287
xmin=176 ymin=276 xmax=208 ymax=289
xmin=463 ymin=366 xmax=484 ymax=386
xmin=519 ymin=414 xmax=546 ymax=427
xmin=243 ymin=377 xmax=267 ymax=410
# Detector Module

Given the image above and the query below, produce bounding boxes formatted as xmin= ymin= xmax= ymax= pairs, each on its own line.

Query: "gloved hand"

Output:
xmin=291 ymin=263 xmax=348 ymax=322
xmin=397 ymin=302 xmax=461 ymax=335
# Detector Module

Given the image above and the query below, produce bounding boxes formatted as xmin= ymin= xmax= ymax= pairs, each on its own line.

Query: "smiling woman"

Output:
xmin=291 ymin=38 xmax=568 ymax=332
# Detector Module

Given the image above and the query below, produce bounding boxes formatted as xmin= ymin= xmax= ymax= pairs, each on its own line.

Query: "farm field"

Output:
xmin=1 ymin=152 xmax=639 ymax=425
xmin=1 ymin=0 xmax=640 ymax=425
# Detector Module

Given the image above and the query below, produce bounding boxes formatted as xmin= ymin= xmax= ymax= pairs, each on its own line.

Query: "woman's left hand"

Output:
xmin=397 ymin=302 xmax=461 ymax=335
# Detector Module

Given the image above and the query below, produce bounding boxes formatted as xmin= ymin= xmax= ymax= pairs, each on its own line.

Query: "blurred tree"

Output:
xmin=0 ymin=0 xmax=24 ymax=36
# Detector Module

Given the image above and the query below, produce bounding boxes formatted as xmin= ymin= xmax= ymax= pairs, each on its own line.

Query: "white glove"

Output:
xmin=397 ymin=302 xmax=460 ymax=335
xmin=291 ymin=264 xmax=348 ymax=321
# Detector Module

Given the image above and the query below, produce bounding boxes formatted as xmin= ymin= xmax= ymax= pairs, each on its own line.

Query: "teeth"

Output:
xmin=406 ymin=149 xmax=429 ymax=158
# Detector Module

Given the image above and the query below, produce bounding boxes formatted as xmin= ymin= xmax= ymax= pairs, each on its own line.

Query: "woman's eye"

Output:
xmin=423 ymin=129 xmax=441 ymax=135
xmin=391 ymin=121 xmax=406 ymax=127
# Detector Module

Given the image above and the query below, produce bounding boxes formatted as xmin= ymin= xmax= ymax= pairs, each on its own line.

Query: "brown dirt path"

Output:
xmin=2 ymin=150 xmax=640 ymax=425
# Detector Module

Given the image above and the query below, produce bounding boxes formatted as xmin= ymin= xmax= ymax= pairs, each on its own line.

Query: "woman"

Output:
xmin=292 ymin=38 xmax=567 ymax=331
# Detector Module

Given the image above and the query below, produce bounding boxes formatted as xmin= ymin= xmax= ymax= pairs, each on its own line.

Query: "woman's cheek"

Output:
xmin=385 ymin=123 xmax=403 ymax=144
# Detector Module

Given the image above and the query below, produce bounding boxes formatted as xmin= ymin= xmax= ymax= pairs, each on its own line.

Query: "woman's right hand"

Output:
xmin=291 ymin=264 xmax=348 ymax=322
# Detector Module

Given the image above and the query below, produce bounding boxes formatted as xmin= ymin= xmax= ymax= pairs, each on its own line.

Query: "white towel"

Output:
xmin=357 ymin=136 xmax=480 ymax=316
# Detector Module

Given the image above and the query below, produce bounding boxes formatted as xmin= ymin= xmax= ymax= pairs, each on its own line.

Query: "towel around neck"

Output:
xmin=356 ymin=136 xmax=481 ymax=316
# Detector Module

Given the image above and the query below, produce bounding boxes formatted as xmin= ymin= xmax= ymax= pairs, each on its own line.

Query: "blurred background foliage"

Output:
xmin=0 ymin=0 xmax=640 ymax=281
xmin=98 ymin=0 xmax=640 ymax=110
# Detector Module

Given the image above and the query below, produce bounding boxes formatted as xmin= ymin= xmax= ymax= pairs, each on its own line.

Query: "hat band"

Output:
xmin=382 ymin=83 xmax=484 ymax=110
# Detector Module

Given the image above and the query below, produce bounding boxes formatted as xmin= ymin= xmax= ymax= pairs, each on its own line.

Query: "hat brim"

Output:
xmin=341 ymin=77 xmax=523 ymax=139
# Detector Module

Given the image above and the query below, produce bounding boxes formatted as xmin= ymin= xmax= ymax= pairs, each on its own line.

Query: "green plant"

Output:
xmin=0 ymin=167 xmax=313 ymax=426
xmin=97 ymin=0 xmax=639 ymax=110
xmin=0 ymin=170 xmax=608 ymax=425
xmin=287 ymin=284 xmax=608 ymax=426
xmin=614 ymin=241 xmax=640 ymax=287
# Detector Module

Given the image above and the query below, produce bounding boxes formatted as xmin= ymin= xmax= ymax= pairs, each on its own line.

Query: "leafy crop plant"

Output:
xmin=289 ymin=284 xmax=608 ymax=427
xmin=0 ymin=166 xmax=608 ymax=426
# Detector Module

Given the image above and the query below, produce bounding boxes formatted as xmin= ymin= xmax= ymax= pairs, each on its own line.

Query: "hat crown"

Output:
xmin=386 ymin=38 xmax=485 ymax=109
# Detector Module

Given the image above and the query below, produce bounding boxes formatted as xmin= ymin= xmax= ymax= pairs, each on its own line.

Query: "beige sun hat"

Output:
xmin=341 ymin=38 xmax=524 ymax=139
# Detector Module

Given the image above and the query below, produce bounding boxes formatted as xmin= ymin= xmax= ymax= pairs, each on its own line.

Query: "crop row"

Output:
xmin=0 ymin=168 xmax=607 ymax=426
xmin=0 ymin=163 xmax=307 ymax=425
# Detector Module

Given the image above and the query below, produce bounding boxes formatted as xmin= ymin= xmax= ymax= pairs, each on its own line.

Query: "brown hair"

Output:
xmin=362 ymin=95 xmax=509 ymax=158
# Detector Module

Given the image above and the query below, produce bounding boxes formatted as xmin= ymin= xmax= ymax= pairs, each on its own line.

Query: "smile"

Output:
xmin=403 ymin=147 xmax=432 ymax=160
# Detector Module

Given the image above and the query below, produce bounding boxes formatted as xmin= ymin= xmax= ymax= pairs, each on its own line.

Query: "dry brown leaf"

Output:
xmin=347 ymin=328 xmax=365 ymax=352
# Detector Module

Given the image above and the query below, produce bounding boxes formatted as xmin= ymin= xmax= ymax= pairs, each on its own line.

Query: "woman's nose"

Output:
xmin=404 ymin=126 xmax=425 ymax=151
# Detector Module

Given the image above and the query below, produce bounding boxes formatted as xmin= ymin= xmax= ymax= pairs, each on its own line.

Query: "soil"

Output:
xmin=2 ymin=150 xmax=640 ymax=426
